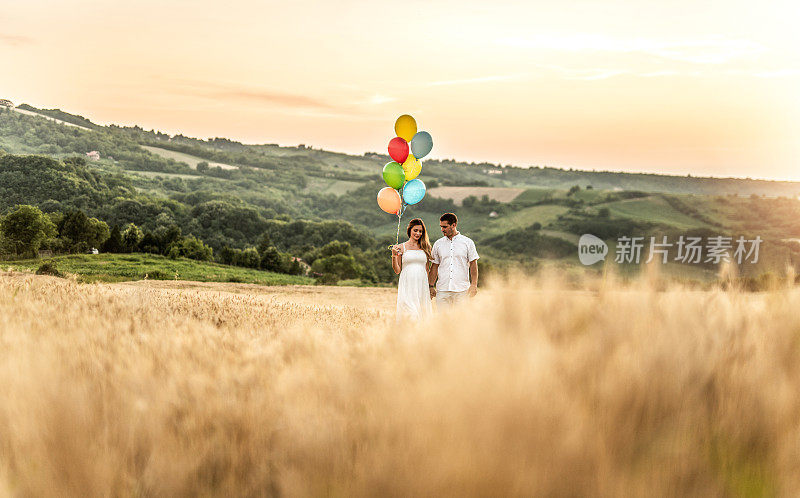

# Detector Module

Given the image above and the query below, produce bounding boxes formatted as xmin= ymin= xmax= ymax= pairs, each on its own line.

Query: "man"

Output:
xmin=428 ymin=212 xmax=479 ymax=308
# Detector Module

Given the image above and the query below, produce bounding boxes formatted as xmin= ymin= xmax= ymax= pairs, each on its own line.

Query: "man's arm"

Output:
xmin=428 ymin=263 xmax=439 ymax=298
xmin=468 ymin=259 xmax=478 ymax=297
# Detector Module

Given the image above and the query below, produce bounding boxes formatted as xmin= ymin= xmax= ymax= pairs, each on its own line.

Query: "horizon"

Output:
xmin=6 ymin=99 xmax=800 ymax=185
xmin=2 ymin=0 xmax=798 ymax=181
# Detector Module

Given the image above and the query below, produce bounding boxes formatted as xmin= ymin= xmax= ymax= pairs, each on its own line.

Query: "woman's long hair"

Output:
xmin=407 ymin=218 xmax=432 ymax=262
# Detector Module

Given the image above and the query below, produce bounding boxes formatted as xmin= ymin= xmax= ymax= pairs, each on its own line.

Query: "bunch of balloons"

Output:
xmin=376 ymin=115 xmax=433 ymax=244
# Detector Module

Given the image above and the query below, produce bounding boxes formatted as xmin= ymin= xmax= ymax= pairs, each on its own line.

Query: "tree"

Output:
xmin=462 ymin=195 xmax=478 ymax=208
xmin=182 ymin=236 xmax=213 ymax=261
xmin=597 ymin=207 xmax=611 ymax=219
xmin=288 ymin=258 xmax=304 ymax=276
xmin=58 ymin=210 xmax=91 ymax=252
xmin=311 ymin=254 xmax=362 ymax=282
xmin=196 ymin=161 xmax=209 ymax=173
xmin=302 ymin=240 xmax=352 ymax=265
xmin=319 ymin=240 xmax=350 ymax=258
xmin=567 ymin=185 xmax=581 ymax=196
xmin=217 ymin=246 xmax=236 ymax=265
xmin=0 ymin=205 xmax=56 ymax=257
xmin=57 ymin=210 xmax=107 ymax=252
xmin=233 ymin=247 xmax=260 ymax=269
xmin=139 ymin=232 xmax=160 ymax=254
xmin=88 ymin=217 xmax=110 ymax=251
xmin=259 ymin=246 xmax=284 ymax=272
xmin=154 ymin=224 xmax=182 ymax=254
xmin=102 ymin=224 xmax=123 ymax=253
xmin=256 ymin=233 xmax=272 ymax=256
xmin=167 ymin=236 xmax=213 ymax=261
xmin=121 ymin=223 xmax=143 ymax=252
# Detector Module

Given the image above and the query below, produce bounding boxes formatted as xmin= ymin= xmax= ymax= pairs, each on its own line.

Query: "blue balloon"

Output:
xmin=403 ymin=179 xmax=426 ymax=205
xmin=410 ymin=131 xmax=433 ymax=159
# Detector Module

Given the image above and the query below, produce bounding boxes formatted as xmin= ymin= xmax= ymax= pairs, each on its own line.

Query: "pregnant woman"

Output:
xmin=392 ymin=218 xmax=433 ymax=322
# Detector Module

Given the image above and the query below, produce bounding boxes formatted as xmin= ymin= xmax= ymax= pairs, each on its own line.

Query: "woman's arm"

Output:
xmin=391 ymin=245 xmax=403 ymax=274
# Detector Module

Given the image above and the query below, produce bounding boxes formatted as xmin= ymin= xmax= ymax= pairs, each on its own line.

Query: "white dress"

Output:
xmin=396 ymin=244 xmax=433 ymax=321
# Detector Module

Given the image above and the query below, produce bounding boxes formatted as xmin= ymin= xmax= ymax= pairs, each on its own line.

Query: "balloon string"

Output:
xmin=393 ymin=203 xmax=408 ymax=247
xmin=391 ymin=184 xmax=408 ymax=249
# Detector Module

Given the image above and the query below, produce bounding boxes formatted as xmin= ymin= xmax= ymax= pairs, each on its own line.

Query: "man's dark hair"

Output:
xmin=440 ymin=213 xmax=458 ymax=225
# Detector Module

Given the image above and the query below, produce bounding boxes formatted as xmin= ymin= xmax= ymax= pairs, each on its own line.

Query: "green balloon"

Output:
xmin=382 ymin=162 xmax=405 ymax=189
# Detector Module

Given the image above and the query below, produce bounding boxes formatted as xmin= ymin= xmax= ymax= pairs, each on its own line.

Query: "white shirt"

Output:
xmin=431 ymin=233 xmax=479 ymax=292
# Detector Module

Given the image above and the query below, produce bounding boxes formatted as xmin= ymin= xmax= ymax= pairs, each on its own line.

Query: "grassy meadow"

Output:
xmin=2 ymin=253 xmax=313 ymax=285
xmin=141 ymin=145 xmax=239 ymax=170
xmin=1 ymin=269 xmax=799 ymax=496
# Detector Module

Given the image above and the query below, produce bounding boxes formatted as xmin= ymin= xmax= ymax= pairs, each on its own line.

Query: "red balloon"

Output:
xmin=388 ymin=137 xmax=409 ymax=164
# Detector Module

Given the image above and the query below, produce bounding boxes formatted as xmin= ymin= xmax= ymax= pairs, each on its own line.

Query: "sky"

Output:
xmin=1 ymin=0 xmax=799 ymax=180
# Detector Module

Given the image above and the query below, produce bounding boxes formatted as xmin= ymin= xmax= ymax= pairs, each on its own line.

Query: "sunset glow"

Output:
xmin=1 ymin=0 xmax=798 ymax=179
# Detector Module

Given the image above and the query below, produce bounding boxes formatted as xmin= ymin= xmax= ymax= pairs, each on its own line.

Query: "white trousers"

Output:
xmin=436 ymin=290 xmax=469 ymax=309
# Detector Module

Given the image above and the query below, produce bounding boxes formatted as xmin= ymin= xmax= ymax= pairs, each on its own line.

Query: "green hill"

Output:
xmin=3 ymin=103 xmax=800 ymax=284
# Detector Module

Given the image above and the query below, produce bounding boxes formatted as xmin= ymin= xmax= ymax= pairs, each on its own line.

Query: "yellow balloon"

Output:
xmin=394 ymin=114 xmax=417 ymax=142
xmin=402 ymin=154 xmax=422 ymax=180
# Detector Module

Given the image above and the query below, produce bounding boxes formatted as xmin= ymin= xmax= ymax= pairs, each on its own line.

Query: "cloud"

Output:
xmin=534 ymin=62 xmax=800 ymax=81
xmin=533 ymin=64 xmax=630 ymax=80
xmin=212 ymin=88 xmax=336 ymax=110
xmin=751 ymin=69 xmax=800 ymax=78
xmin=566 ymin=69 xmax=628 ymax=80
xmin=636 ymin=70 xmax=680 ymax=78
xmin=158 ymin=78 xmax=335 ymax=109
xmin=500 ymin=34 xmax=765 ymax=65
xmin=172 ymin=80 xmax=399 ymax=112
xmin=166 ymin=79 xmax=394 ymax=121
xmin=0 ymin=33 xmax=33 ymax=46
xmin=426 ymin=75 xmax=516 ymax=86
xmin=366 ymin=94 xmax=396 ymax=105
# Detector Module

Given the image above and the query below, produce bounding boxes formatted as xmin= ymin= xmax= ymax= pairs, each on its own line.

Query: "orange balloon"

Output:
xmin=377 ymin=187 xmax=402 ymax=214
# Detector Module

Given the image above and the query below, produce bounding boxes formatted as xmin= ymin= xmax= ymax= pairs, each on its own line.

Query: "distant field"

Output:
xmin=510 ymin=187 xmax=610 ymax=204
xmin=141 ymin=145 xmax=239 ymax=170
xmin=604 ymin=196 xmax=711 ymax=230
xmin=570 ymin=188 xmax=611 ymax=203
xmin=130 ymin=171 xmax=202 ymax=180
xmin=312 ymin=150 xmax=381 ymax=175
xmin=428 ymin=186 xmax=525 ymax=205
xmin=540 ymin=229 xmax=580 ymax=244
xmin=373 ymin=203 xmax=569 ymax=243
xmin=511 ymin=188 xmax=560 ymax=204
xmin=305 ymin=177 xmax=364 ymax=195
xmin=482 ymin=205 xmax=571 ymax=235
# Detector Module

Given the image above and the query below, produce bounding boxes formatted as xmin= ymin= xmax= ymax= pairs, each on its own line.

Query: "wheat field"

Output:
xmin=1 ymin=269 xmax=800 ymax=496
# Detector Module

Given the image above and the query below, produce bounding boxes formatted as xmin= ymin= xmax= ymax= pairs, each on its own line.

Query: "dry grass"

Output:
xmin=1 ymin=269 xmax=800 ymax=496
